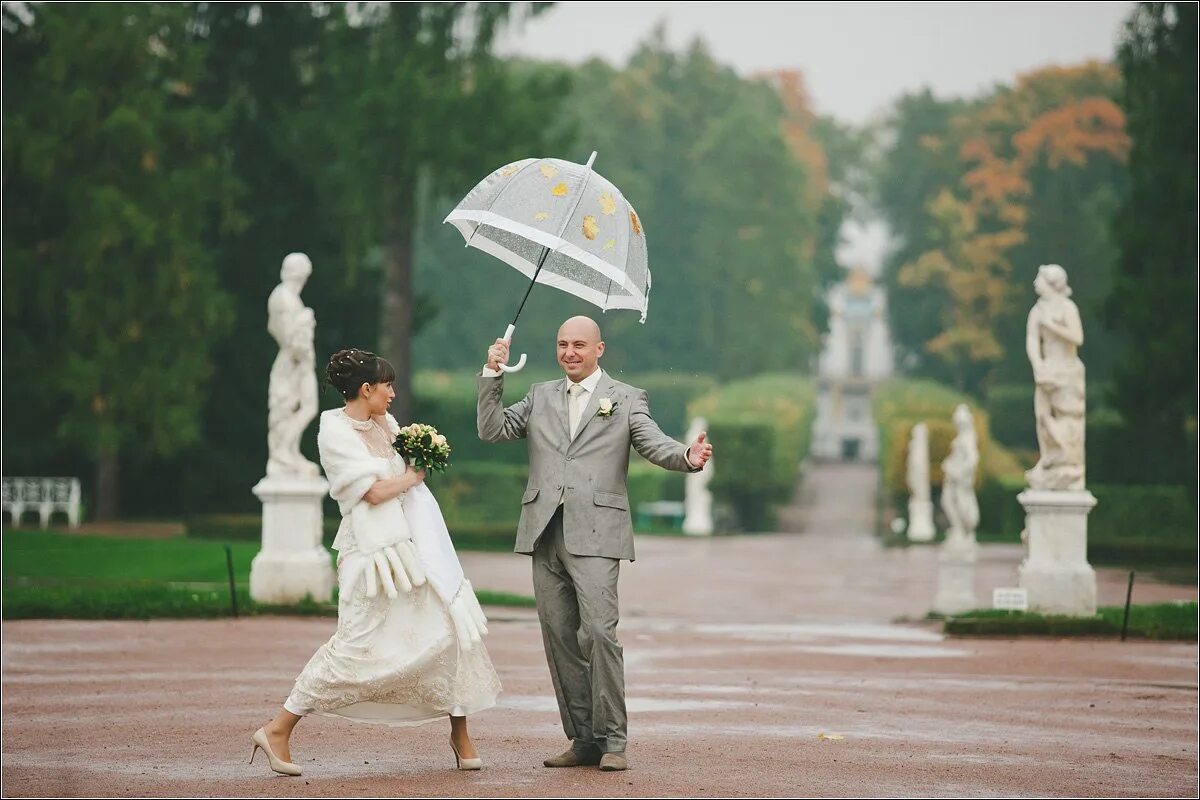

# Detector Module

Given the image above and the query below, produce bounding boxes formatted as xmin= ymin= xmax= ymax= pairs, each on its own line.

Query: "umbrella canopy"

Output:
xmin=444 ymin=152 xmax=650 ymax=323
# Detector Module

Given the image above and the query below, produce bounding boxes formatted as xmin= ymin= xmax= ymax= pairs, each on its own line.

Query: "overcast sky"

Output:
xmin=497 ymin=1 xmax=1135 ymax=271
xmin=497 ymin=1 xmax=1135 ymax=125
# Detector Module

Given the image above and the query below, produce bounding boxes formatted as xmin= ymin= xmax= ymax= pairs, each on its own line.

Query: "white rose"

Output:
xmin=598 ymin=398 xmax=613 ymax=413
xmin=434 ymin=434 xmax=447 ymax=446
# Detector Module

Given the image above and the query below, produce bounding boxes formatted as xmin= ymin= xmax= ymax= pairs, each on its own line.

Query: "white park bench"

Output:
xmin=1 ymin=477 xmax=82 ymax=529
xmin=636 ymin=499 xmax=685 ymax=530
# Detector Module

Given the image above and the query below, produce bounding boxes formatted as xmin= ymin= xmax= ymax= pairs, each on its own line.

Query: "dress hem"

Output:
xmin=302 ymin=696 xmax=499 ymax=728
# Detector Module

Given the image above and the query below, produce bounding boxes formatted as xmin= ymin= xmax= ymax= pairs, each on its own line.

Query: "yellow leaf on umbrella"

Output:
xmin=552 ymin=183 xmax=568 ymax=197
xmin=629 ymin=210 xmax=642 ymax=235
xmin=598 ymin=191 xmax=617 ymax=215
xmin=582 ymin=215 xmax=599 ymax=240
xmin=500 ymin=164 xmax=521 ymax=177
xmin=603 ymin=238 xmax=616 ymax=250
xmin=534 ymin=211 xmax=550 ymax=222
xmin=539 ymin=163 xmax=559 ymax=179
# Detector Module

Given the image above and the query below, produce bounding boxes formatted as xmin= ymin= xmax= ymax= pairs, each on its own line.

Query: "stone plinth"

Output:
xmin=1017 ymin=489 xmax=1097 ymax=616
xmin=932 ymin=539 xmax=978 ymax=615
xmin=249 ymin=475 xmax=335 ymax=604
xmin=907 ymin=499 xmax=935 ymax=542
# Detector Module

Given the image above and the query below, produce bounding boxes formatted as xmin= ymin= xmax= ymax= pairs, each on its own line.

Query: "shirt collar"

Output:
xmin=569 ymin=367 xmax=604 ymax=395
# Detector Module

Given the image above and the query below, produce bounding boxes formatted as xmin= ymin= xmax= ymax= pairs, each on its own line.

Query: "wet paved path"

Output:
xmin=3 ymin=462 xmax=1196 ymax=797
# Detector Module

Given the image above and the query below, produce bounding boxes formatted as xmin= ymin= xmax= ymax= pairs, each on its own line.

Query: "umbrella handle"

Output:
xmin=498 ymin=324 xmax=527 ymax=373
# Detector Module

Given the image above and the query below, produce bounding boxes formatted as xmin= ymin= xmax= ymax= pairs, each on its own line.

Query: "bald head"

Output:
xmin=557 ymin=316 xmax=602 ymax=343
xmin=556 ymin=316 xmax=605 ymax=381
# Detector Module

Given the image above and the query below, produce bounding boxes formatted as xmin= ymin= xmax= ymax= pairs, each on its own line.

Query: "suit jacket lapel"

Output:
xmin=571 ymin=374 xmax=616 ymax=445
xmin=553 ymin=379 xmax=570 ymax=441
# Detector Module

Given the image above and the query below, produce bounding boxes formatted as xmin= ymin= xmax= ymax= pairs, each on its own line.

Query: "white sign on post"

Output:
xmin=993 ymin=587 xmax=1029 ymax=611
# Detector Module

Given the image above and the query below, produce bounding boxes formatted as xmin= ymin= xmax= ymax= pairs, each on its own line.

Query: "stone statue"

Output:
xmin=907 ymin=423 xmax=930 ymax=503
xmin=266 ymin=253 xmax=320 ymax=478
xmin=906 ymin=422 xmax=935 ymax=541
xmin=940 ymin=404 xmax=979 ymax=547
xmin=1025 ymin=264 xmax=1086 ymax=491
xmin=682 ymin=417 xmax=714 ymax=536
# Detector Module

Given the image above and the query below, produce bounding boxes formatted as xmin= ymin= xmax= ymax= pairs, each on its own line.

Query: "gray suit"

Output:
xmin=477 ymin=370 xmax=696 ymax=753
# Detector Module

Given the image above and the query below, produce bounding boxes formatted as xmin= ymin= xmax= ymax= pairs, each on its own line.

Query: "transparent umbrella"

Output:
xmin=443 ymin=151 xmax=649 ymax=372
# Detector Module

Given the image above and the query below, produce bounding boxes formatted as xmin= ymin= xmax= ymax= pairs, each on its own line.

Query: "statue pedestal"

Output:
xmin=1017 ymin=489 xmax=1097 ymax=616
xmin=682 ymin=476 xmax=713 ymax=536
xmin=906 ymin=499 xmax=936 ymax=542
xmin=682 ymin=506 xmax=713 ymax=536
xmin=250 ymin=475 xmax=335 ymax=604
xmin=933 ymin=538 xmax=978 ymax=615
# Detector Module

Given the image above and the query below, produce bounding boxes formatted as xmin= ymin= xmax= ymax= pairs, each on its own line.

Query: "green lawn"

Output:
xmin=1 ymin=529 xmax=534 ymax=619
xmin=941 ymin=602 xmax=1197 ymax=640
xmin=3 ymin=529 xmax=262 ymax=584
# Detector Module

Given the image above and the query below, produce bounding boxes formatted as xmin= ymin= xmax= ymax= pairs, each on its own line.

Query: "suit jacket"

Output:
xmin=477 ymin=371 xmax=698 ymax=561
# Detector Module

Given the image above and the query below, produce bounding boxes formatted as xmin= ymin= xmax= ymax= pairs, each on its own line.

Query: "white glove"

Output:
xmin=447 ymin=580 xmax=490 ymax=651
xmin=345 ymin=540 xmax=427 ymax=600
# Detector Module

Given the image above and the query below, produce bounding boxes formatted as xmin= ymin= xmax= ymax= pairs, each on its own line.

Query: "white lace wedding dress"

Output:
xmin=283 ymin=410 xmax=502 ymax=726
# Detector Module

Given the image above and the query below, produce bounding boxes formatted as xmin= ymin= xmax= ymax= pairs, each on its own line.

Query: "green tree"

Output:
xmin=875 ymin=90 xmax=972 ymax=382
xmin=1106 ymin=2 xmax=1198 ymax=476
xmin=3 ymin=3 xmax=240 ymax=518
xmin=413 ymin=35 xmax=826 ymax=381
xmin=877 ymin=66 xmax=1130 ymax=397
xmin=303 ymin=2 xmax=560 ymax=425
xmin=111 ymin=3 xmax=571 ymax=516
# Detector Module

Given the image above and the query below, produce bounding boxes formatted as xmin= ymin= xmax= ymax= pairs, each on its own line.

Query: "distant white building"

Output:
xmin=811 ymin=268 xmax=893 ymax=461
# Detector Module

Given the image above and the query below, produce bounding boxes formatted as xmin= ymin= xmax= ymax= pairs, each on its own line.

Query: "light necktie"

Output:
xmin=568 ymin=382 xmax=586 ymax=438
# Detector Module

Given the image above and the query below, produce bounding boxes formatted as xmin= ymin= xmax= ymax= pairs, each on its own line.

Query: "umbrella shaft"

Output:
xmin=512 ymin=245 xmax=551 ymax=327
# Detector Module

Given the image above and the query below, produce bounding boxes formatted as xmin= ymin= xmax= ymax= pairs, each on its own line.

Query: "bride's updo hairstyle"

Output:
xmin=325 ymin=348 xmax=397 ymax=400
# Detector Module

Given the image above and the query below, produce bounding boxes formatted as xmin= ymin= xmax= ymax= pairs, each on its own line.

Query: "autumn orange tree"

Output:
xmin=880 ymin=63 xmax=1130 ymax=394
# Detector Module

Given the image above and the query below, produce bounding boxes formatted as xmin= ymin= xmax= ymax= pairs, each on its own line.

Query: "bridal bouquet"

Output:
xmin=392 ymin=423 xmax=452 ymax=474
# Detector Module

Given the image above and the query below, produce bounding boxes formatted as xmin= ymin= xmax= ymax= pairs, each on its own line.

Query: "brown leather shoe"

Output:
xmin=599 ymin=752 xmax=628 ymax=771
xmin=543 ymin=747 xmax=602 ymax=768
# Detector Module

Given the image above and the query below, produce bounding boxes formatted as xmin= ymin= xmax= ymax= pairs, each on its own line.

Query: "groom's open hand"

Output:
xmin=486 ymin=338 xmax=510 ymax=371
xmin=687 ymin=431 xmax=713 ymax=469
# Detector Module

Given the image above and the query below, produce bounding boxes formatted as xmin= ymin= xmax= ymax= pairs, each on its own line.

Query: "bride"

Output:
xmin=252 ymin=348 xmax=501 ymax=776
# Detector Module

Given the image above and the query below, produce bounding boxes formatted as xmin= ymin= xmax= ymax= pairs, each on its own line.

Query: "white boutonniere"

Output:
xmin=596 ymin=397 xmax=617 ymax=417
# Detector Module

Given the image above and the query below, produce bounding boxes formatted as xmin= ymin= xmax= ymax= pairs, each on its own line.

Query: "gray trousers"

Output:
xmin=532 ymin=508 xmax=626 ymax=753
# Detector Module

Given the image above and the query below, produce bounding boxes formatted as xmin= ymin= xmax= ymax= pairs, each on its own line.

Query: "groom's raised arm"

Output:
xmin=629 ymin=390 xmax=700 ymax=473
xmin=477 ymin=372 xmax=533 ymax=443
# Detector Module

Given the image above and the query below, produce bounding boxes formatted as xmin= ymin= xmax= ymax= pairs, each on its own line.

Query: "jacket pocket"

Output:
xmin=522 ymin=487 xmax=540 ymax=504
xmin=592 ymin=491 xmax=629 ymax=510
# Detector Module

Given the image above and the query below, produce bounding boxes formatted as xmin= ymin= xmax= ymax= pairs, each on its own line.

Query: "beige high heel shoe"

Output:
xmin=251 ymin=727 xmax=302 ymax=777
xmin=450 ymin=735 xmax=483 ymax=771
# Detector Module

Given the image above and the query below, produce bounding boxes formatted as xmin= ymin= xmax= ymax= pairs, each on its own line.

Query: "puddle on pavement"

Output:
xmin=499 ymin=694 xmax=755 ymax=713
xmin=642 ymin=621 xmax=945 ymax=643
xmin=793 ymin=643 xmax=967 ymax=658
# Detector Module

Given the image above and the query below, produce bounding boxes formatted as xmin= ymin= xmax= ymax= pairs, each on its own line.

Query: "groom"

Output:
xmin=477 ymin=316 xmax=712 ymax=771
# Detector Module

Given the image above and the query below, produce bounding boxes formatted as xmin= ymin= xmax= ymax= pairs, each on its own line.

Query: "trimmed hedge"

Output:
xmin=1085 ymin=416 xmax=1198 ymax=488
xmin=873 ymin=379 xmax=1025 ymax=510
xmin=688 ymin=373 xmax=815 ymax=532
xmin=976 ymin=475 xmax=1027 ymax=539
xmin=615 ymin=371 xmax=718 ymax=439
xmin=413 ymin=369 xmax=556 ymax=466
xmin=974 ymin=481 xmax=1197 ymax=566
xmin=985 ymin=382 xmax=1198 ymax=490
xmin=943 ymin=603 xmax=1197 ymax=641
xmin=984 ymin=383 xmax=1036 ymax=449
